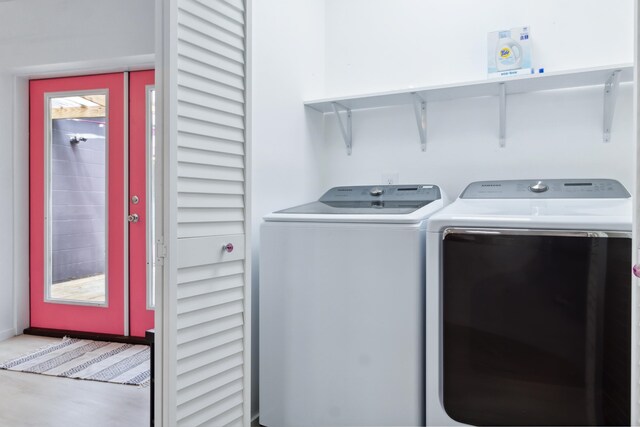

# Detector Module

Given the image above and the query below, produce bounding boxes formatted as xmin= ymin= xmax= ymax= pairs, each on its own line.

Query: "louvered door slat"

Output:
xmin=178 ymin=147 xmax=244 ymax=168
xmin=178 ymin=389 xmax=244 ymax=427
xmin=177 ymin=177 xmax=244 ymax=195
xmin=178 ymin=299 xmax=244 ymax=329
xmin=179 ymin=71 xmax=244 ymax=104
xmin=178 ymin=222 xmax=244 ymax=239
xmin=177 ymin=162 xmax=244 ymax=181
xmin=178 ymin=208 xmax=245 ymax=224
xmin=178 ymin=25 xmax=245 ymax=66
xmin=177 ymin=339 xmax=244 ymax=376
xmin=177 ymin=115 xmax=244 ymax=142
xmin=178 ymin=353 xmax=244 ymax=390
xmin=178 ymin=279 xmax=242 ymax=300
xmin=177 ymin=314 xmax=244 ymax=347
xmin=178 ymin=10 xmax=244 ymax=51
xmin=177 ymin=133 xmax=244 ymax=156
xmin=222 ymin=0 xmax=244 ymax=12
xmin=178 ymin=87 xmax=244 ymax=117
xmin=177 ymin=56 xmax=244 ymax=90
xmin=177 ymin=327 xmax=244 ymax=361
xmin=178 ymin=287 xmax=244 ymax=315
xmin=209 ymin=407 xmax=244 ymax=427
xmin=178 ymin=101 xmax=244 ymax=130
xmin=176 ymin=260 xmax=244 ymax=283
xmin=180 ymin=0 xmax=244 ymax=35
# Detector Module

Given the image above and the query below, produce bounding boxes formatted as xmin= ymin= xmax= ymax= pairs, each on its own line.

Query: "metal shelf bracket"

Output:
xmin=603 ymin=70 xmax=621 ymax=143
xmin=412 ymin=93 xmax=427 ymax=151
xmin=331 ymin=102 xmax=352 ymax=155
xmin=499 ymin=83 xmax=506 ymax=148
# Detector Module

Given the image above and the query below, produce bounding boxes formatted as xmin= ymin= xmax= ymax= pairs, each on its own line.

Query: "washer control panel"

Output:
xmin=369 ymin=187 xmax=384 ymax=197
xmin=461 ymin=179 xmax=630 ymax=199
xmin=320 ymin=185 xmax=441 ymax=203
xmin=528 ymin=181 xmax=549 ymax=193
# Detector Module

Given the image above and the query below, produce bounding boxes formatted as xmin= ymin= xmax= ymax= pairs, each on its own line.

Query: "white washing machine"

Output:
xmin=426 ymin=179 xmax=632 ymax=426
xmin=260 ymin=184 xmax=446 ymax=427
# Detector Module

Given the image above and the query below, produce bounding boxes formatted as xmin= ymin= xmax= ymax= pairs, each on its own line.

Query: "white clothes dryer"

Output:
xmin=426 ymin=179 xmax=632 ymax=426
xmin=260 ymin=184 xmax=446 ymax=427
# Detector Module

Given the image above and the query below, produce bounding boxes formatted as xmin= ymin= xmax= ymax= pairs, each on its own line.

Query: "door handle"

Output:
xmin=633 ymin=264 xmax=640 ymax=278
xmin=128 ymin=213 xmax=139 ymax=223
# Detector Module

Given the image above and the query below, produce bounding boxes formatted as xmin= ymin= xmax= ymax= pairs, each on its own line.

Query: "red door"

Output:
xmin=29 ymin=71 xmax=155 ymax=337
xmin=129 ymin=70 xmax=156 ymax=337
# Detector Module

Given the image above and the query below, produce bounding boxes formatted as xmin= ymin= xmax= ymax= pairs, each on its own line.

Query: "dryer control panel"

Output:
xmin=461 ymin=179 xmax=630 ymax=199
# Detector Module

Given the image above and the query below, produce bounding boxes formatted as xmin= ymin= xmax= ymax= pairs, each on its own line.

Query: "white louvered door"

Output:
xmin=160 ymin=0 xmax=250 ymax=425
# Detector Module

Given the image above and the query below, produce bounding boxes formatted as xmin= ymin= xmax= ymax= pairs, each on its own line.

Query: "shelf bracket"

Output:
xmin=603 ymin=70 xmax=621 ymax=143
xmin=499 ymin=83 xmax=506 ymax=148
xmin=331 ymin=102 xmax=352 ymax=155
xmin=412 ymin=93 xmax=427 ymax=151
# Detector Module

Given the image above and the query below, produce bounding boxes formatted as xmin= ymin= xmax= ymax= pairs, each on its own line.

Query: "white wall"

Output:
xmin=250 ymin=0 xmax=326 ymax=418
xmin=0 ymin=0 xmax=154 ymax=70
xmin=320 ymin=0 xmax=635 ymax=198
xmin=325 ymin=0 xmax=633 ymax=95
xmin=0 ymin=0 xmax=154 ymax=340
xmin=0 ymin=72 xmax=15 ymax=341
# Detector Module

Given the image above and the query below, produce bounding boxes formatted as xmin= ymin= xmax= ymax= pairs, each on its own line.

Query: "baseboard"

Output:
xmin=0 ymin=328 xmax=15 ymax=342
xmin=24 ymin=327 xmax=150 ymax=345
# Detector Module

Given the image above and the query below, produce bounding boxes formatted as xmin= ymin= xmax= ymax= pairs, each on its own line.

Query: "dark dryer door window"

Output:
xmin=442 ymin=229 xmax=630 ymax=426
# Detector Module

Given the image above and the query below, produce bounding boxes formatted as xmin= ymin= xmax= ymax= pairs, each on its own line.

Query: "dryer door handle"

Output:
xmin=443 ymin=228 xmax=631 ymax=240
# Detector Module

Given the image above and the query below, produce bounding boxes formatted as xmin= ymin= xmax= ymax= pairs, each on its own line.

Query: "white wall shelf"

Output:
xmin=305 ymin=63 xmax=633 ymax=154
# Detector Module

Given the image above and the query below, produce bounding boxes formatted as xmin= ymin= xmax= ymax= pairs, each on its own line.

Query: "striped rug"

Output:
xmin=0 ymin=337 xmax=150 ymax=386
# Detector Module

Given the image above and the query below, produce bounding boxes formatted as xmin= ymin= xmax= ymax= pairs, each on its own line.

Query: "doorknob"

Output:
xmin=128 ymin=213 xmax=139 ymax=223
xmin=633 ymin=264 xmax=640 ymax=278
xmin=223 ymin=243 xmax=234 ymax=253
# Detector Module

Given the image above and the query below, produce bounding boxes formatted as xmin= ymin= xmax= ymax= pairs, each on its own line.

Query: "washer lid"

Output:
xmin=274 ymin=201 xmax=428 ymax=215
xmin=275 ymin=185 xmax=441 ymax=215
xmin=265 ymin=184 xmax=444 ymax=223
xmin=461 ymin=179 xmax=630 ymax=199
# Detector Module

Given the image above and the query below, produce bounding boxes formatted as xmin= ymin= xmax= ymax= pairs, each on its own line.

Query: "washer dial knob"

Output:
xmin=370 ymin=187 xmax=384 ymax=196
xmin=529 ymin=181 xmax=549 ymax=193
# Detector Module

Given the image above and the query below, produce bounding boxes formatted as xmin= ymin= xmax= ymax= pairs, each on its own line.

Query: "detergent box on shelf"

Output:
xmin=488 ymin=26 xmax=534 ymax=78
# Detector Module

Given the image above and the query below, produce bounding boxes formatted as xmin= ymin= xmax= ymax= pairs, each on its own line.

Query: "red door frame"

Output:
xmin=29 ymin=71 xmax=155 ymax=337
xmin=30 ymin=73 xmax=126 ymax=335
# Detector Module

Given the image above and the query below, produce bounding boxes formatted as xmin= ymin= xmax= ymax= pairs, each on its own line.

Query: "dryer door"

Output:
xmin=442 ymin=228 xmax=630 ymax=426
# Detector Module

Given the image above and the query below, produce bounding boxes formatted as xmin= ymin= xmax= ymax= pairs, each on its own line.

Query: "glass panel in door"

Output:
xmin=48 ymin=94 xmax=107 ymax=304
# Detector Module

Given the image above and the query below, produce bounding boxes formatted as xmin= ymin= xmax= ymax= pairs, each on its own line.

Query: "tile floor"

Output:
xmin=0 ymin=335 xmax=149 ymax=427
